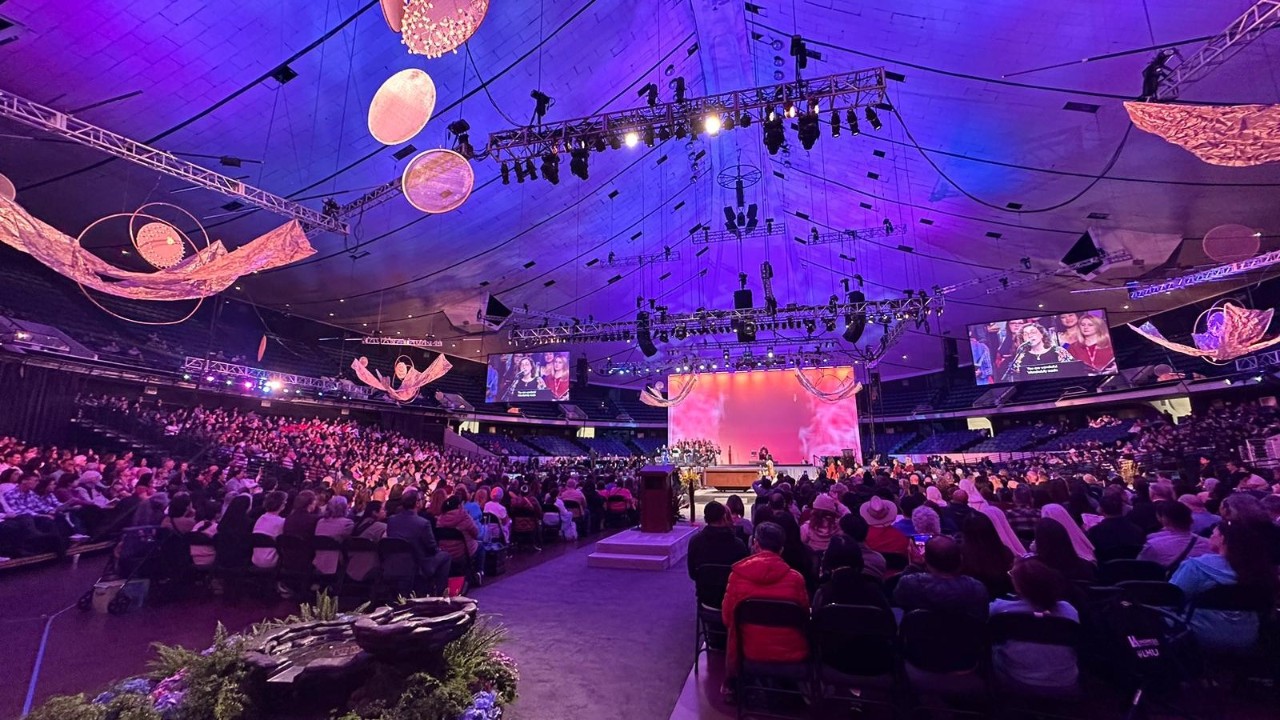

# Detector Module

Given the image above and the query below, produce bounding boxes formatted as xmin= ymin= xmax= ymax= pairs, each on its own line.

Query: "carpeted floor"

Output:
xmin=472 ymin=544 xmax=695 ymax=720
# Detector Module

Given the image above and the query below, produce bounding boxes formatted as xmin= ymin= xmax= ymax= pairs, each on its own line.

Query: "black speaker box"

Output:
xmin=732 ymin=289 xmax=756 ymax=342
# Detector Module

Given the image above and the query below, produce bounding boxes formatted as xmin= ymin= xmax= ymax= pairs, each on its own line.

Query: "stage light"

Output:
xmin=724 ymin=114 xmax=736 ymax=130
xmin=846 ymin=108 xmax=860 ymax=135
xmin=243 ymin=380 xmax=253 ymax=389
xmin=541 ymin=152 xmax=561 ymax=184
xmin=739 ymin=111 xmax=752 ymax=128
xmin=704 ymin=114 xmax=722 ymax=135
xmin=865 ymin=106 xmax=882 ymax=130
xmin=204 ymin=375 xmax=215 ymax=383
xmin=672 ymin=76 xmax=686 ymax=103
xmin=530 ymin=90 xmax=552 ymax=119
xmin=569 ymin=148 xmax=590 ymax=180
xmin=664 ymin=126 xmax=677 ymax=141
xmin=225 ymin=379 xmax=233 ymax=386
xmin=500 ymin=162 xmax=510 ymax=185
xmin=797 ymin=112 xmax=820 ymax=150
xmin=593 ymin=136 xmax=606 ymax=152
xmin=515 ymin=160 xmax=527 ymax=183
xmin=784 ymin=101 xmax=797 ymax=118
xmin=763 ymin=112 xmax=785 ymax=155
xmin=830 ymin=110 xmax=841 ymax=137
xmin=524 ymin=158 xmax=537 ymax=180
xmin=639 ymin=83 xmax=658 ymax=107
xmin=610 ymin=134 xmax=623 ymax=150
xmin=767 ymin=347 xmax=775 ymax=358
xmin=644 ymin=127 xmax=655 ymax=147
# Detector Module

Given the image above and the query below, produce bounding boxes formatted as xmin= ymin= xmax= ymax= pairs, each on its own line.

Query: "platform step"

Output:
xmin=594 ymin=540 xmax=678 ymax=556
xmin=586 ymin=552 xmax=672 ymax=570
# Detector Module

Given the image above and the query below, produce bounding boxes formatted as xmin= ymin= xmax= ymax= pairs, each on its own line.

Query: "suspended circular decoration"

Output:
xmin=379 ymin=0 xmax=406 ymax=32
xmin=0 ymin=173 xmax=15 ymax=202
xmin=1202 ymin=223 xmax=1261 ymax=264
xmin=133 ymin=222 xmax=187 ymax=269
xmin=402 ymin=149 xmax=474 ymax=213
xmin=394 ymin=355 xmax=413 ymax=380
xmin=369 ymin=69 xmax=437 ymax=145
xmin=401 ymin=0 xmax=489 ymax=58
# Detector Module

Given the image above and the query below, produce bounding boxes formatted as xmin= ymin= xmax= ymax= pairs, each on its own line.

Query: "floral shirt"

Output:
xmin=4 ymin=488 xmax=59 ymax=516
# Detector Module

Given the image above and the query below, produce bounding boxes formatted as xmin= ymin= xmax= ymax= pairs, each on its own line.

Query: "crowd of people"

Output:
xmin=690 ymin=404 xmax=1280 ymax=708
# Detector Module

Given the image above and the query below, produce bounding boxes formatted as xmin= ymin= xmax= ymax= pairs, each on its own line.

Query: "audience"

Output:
xmin=1085 ymin=492 xmax=1145 ymax=563
xmin=385 ymin=488 xmax=451 ymax=596
xmin=990 ymin=557 xmax=1080 ymax=690
xmin=1138 ymin=500 xmax=1211 ymax=568
xmin=893 ymin=536 xmax=989 ymax=621
xmin=721 ymin=523 xmax=809 ymax=684
xmin=1171 ymin=519 xmax=1276 ymax=654
xmin=687 ymin=501 xmax=749 ymax=580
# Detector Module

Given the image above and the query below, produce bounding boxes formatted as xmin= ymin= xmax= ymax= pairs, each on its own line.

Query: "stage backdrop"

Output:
xmin=667 ymin=368 xmax=862 ymax=465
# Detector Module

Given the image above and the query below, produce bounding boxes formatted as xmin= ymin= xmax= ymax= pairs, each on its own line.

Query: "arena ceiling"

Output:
xmin=2 ymin=0 xmax=1280 ymax=380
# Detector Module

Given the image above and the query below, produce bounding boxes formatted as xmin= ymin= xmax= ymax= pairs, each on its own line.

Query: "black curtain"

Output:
xmin=0 ymin=360 xmax=94 ymax=444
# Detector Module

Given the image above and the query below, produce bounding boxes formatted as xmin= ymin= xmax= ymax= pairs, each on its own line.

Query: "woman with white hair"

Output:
xmin=315 ymin=495 xmax=354 ymax=541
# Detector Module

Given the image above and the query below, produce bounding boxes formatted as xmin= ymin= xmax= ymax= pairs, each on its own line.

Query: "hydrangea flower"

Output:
xmin=457 ymin=691 xmax=501 ymax=720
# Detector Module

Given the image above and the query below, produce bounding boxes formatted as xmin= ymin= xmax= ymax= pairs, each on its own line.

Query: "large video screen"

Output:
xmin=967 ymin=309 xmax=1118 ymax=386
xmin=485 ymin=351 xmax=572 ymax=402
xmin=668 ymin=368 xmax=862 ymax=465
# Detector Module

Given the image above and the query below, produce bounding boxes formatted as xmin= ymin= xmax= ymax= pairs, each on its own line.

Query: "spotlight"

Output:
xmin=204 ymin=375 xmax=215 ymax=383
xmin=830 ymin=110 xmax=841 ymax=137
xmin=447 ymin=119 xmax=474 ymax=158
xmin=515 ymin=160 xmax=527 ymax=183
xmin=644 ymin=127 xmax=655 ymax=147
xmin=739 ymin=112 xmax=752 ymax=128
xmin=500 ymin=162 xmax=510 ymax=185
xmin=846 ymin=108 xmax=860 ymax=135
xmin=763 ymin=112 xmax=785 ymax=155
xmin=593 ymin=136 xmax=606 ymax=152
xmin=524 ymin=158 xmax=537 ymax=180
xmin=610 ymin=134 xmax=623 ymax=150
xmin=530 ymin=90 xmax=553 ymax=119
xmin=1020 ymin=256 xmax=1032 ymax=269
xmin=797 ymin=112 xmax=820 ymax=150
xmin=624 ymin=131 xmax=639 ymax=148
xmin=865 ymin=106 xmax=882 ymax=130
xmin=639 ymin=83 xmax=658 ymax=107
xmin=672 ymin=76 xmax=686 ymax=103
xmin=541 ymin=152 xmax=561 ymax=184
xmin=883 ymin=218 xmax=894 ymax=233
xmin=724 ymin=114 xmax=736 ymax=131
xmin=570 ymin=147 xmax=590 ymax=180
xmin=789 ymin=34 xmax=808 ymax=70
xmin=784 ymin=101 xmax=797 ymax=118
xmin=704 ymin=114 xmax=722 ymax=135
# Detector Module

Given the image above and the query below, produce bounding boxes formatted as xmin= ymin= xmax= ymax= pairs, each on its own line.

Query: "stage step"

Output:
xmin=587 ymin=552 xmax=672 ymax=570
xmin=594 ymin=539 xmax=680 ymax=556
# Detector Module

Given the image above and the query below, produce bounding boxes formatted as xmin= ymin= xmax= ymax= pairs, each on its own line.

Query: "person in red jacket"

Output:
xmin=721 ymin=522 xmax=810 ymax=680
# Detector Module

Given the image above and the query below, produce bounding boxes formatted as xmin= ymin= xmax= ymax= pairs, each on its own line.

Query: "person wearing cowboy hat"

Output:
xmin=860 ymin=496 xmax=909 ymax=557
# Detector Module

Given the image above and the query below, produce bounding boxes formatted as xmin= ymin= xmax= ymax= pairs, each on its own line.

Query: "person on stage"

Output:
xmin=1055 ymin=313 xmax=1083 ymax=348
xmin=1000 ymin=322 xmax=1080 ymax=382
xmin=1067 ymin=314 xmax=1116 ymax=374
xmin=544 ymin=354 xmax=571 ymax=400
xmin=507 ymin=355 xmax=550 ymax=400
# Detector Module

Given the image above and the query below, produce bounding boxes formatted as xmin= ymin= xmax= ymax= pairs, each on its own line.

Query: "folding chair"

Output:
xmin=341 ymin=536 xmax=380 ymax=600
xmin=1098 ymin=559 xmax=1165 ymax=586
xmin=1117 ymin=581 xmax=1187 ymax=613
xmin=988 ymin=612 xmax=1085 ymax=706
xmin=509 ymin=507 xmax=542 ymax=551
xmin=540 ymin=503 xmax=563 ymax=544
xmin=732 ymin=599 xmax=810 ymax=719
xmin=377 ymin=537 xmax=418 ymax=599
xmin=810 ymin=604 xmax=898 ymax=713
xmin=311 ymin=535 xmax=344 ymax=592
xmin=899 ymin=609 xmax=989 ymax=713
xmin=693 ymin=563 xmax=733 ymax=672
xmin=603 ymin=497 xmax=631 ymax=529
xmin=275 ymin=534 xmax=316 ymax=597
xmin=435 ymin=525 xmax=474 ymax=588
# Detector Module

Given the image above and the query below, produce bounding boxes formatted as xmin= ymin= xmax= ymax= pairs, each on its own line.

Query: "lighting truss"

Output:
xmin=508 ymin=294 xmax=941 ymax=346
xmin=1234 ymin=349 xmax=1280 ymax=372
xmin=1129 ymin=247 xmax=1280 ymax=299
xmin=181 ymin=356 xmax=340 ymax=391
xmin=594 ymin=250 xmax=682 ymax=268
xmin=937 ymin=251 xmax=1133 ymax=296
xmin=0 ymin=89 xmax=349 ymax=236
xmin=1156 ymin=1 xmax=1280 ymax=101
xmin=794 ymin=224 xmax=906 ymax=246
xmin=360 ymin=337 xmax=444 ymax=348
xmin=691 ymin=221 xmax=784 ymax=245
xmin=486 ymin=67 xmax=888 ymax=163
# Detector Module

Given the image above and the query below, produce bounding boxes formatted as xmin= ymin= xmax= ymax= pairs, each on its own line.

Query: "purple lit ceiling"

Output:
xmin=2 ymin=0 xmax=1279 ymax=379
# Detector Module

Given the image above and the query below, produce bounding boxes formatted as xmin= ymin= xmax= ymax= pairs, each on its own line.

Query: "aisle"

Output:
xmin=471 ymin=542 xmax=695 ymax=720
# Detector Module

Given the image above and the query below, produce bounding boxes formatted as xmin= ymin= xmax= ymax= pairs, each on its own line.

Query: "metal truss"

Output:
xmin=1129 ymin=248 xmax=1280 ymax=299
xmin=0 ymin=89 xmax=350 ymax=236
xmin=595 ymin=250 xmax=682 ymax=268
xmin=487 ymin=67 xmax=888 ymax=163
xmin=360 ymin=337 xmax=443 ymax=348
xmin=1234 ymin=349 xmax=1280 ymax=372
xmin=181 ymin=356 xmax=339 ymax=391
xmin=1157 ymin=1 xmax=1280 ymax=100
xmin=937 ymin=251 xmax=1133 ymax=297
xmin=691 ymin=221 xmax=784 ymax=245
xmin=509 ymin=294 xmax=941 ymax=345
xmin=334 ymin=179 xmax=402 ymax=222
xmin=795 ymin=224 xmax=907 ymax=246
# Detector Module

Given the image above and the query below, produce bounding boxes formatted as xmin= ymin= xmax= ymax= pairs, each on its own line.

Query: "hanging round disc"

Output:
xmin=379 ymin=0 xmax=406 ymax=32
xmin=134 ymin=221 xmax=188 ymax=269
xmin=368 ymin=68 xmax=437 ymax=145
xmin=0 ymin=173 xmax=15 ymax=202
xmin=401 ymin=149 xmax=474 ymax=214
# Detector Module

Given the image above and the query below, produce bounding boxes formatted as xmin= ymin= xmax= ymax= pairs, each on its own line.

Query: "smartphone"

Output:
xmin=911 ymin=533 xmax=930 ymax=553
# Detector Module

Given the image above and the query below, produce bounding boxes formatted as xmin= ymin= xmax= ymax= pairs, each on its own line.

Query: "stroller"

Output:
xmin=76 ymin=525 xmax=174 ymax=614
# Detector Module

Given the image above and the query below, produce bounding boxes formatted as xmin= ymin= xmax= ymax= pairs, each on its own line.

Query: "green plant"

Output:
xmin=25 ymin=691 xmax=161 ymax=720
xmin=253 ymin=591 xmax=371 ymax=635
xmin=148 ymin=624 xmax=251 ymax=720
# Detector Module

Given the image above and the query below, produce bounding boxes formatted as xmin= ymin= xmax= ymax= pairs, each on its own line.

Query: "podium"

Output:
xmin=638 ymin=464 xmax=675 ymax=533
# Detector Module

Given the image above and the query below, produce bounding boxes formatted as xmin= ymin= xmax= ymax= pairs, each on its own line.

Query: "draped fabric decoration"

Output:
xmin=1128 ymin=300 xmax=1280 ymax=364
xmin=0 ymin=197 xmax=315 ymax=323
xmin=794 ymin=367 xmax=863 ymax=403
xmin=1125 ymin=101 xmax=1280 ymax=167
xmin=350 ymin=354 xmax=452 ymax=403
xmin=639 ymin=378 xmax=699 ymax=408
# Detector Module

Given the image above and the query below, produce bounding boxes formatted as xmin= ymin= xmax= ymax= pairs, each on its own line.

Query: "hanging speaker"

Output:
xmin=943 ymin=336 xmax=959 ymax=374
xmin=842 ymin=290 xmax=866 ymax=343
xmin=1061 ymin=231 xmax=1104 ymax=277
xmin=576 ymin=356 xmax=590 ymax=386
xmin=732 ymin=289 xmax=756 ymax=342
xmin=636 ymin=311 xmax=658 ymax=357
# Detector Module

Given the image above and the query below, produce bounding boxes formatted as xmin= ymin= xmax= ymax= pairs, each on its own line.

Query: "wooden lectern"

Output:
xmin=638 ymin=465 xmax=675 ymax=533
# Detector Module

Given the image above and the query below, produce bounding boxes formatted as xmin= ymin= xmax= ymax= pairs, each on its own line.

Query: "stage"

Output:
xmin=698 ymin=463 xmax=816 ymax=490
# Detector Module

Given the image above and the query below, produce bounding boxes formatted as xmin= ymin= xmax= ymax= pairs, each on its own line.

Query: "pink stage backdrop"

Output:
xmin=668 ymin=368 xmax=862 ymax=465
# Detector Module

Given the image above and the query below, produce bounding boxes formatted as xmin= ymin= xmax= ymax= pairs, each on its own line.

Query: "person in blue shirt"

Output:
xmin=990 ymin=556 xmax=1080 ymax=689
xmin=1171 ymin=519 xmax=1276 ymax=654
